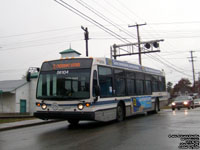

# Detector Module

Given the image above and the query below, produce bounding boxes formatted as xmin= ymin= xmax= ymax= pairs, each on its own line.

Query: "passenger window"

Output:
xmin=98 ymin=66 xmax=113 ymax=97
xmin=145 ymin=80 xmax=152 ymax=95
xmin=127 ymin=79 xmax=135 ymax=95
xmin=114 ymin=69 xmax=125 ymax=96
xmin=136 ymin=80 xmax=144 ymax=95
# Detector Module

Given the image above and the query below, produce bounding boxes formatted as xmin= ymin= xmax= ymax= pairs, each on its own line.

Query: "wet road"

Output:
xmin=0 ymin=108 xmax=200 ymax=150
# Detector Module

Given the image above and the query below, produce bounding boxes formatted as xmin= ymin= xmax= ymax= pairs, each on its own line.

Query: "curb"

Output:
xmin=0 ymin=120 xmax=63 ymax=132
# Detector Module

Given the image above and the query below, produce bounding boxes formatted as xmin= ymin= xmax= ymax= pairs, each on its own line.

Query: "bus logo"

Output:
xmin=51 ymin=103 xmax=59 ymax=111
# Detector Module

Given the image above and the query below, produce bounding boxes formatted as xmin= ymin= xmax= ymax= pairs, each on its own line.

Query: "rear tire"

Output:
xmin=172 ymin=108 xmax=175 ymax=111
xmin=116 ymin=103 xmax=125 ymax=122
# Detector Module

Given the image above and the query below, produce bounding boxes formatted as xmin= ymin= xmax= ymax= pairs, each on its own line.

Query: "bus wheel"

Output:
xmin=68 ymin=119 xmax=79 ymax=125
xmin=116 ymin=103 xmax=125 ymax=122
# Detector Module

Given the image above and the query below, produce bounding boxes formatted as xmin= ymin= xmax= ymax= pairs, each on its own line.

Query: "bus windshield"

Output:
xmin=37 ymin=69 xmax=91 ymax=100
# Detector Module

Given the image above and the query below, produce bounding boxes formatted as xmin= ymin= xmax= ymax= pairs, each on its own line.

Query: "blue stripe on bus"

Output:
xmin=92 ymin=99 xmax=131 ymax=106
xmin=47 ymin=99 xmax=131 ymax=107
xmin=46 ymin=96 xmax=163 ymax=107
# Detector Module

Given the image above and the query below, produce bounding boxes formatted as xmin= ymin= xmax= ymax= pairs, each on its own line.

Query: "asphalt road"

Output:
xmin=0 ymin=108 xmax=200 ymax=150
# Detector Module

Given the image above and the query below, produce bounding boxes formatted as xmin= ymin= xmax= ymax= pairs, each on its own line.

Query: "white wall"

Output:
xmin=0 ymin=78 xmax=38 ymax=114
xmin=0 ymin=93 xmax=16 ymax=113
xmin=15 ymin=83 xmax=29 ymax=113
xmin=29 ymin=78 xmax=38 ymax=115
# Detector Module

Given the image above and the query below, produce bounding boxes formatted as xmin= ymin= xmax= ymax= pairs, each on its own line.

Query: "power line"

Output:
xmin=148 ymin=21 xmax=200 ymax=25
xmin=0 ymin=26 xmax=80 ymax=39
xmin=54 ymin=0 xmax=196 ymax=80
xmin=54 ymin=0 xmax=131 ymax=44
xmin=146 ymin=53 xmax=192 ymax=78
xmin=0 ymin=39 xmax=81 ymax=52
xmin=75 ymin=0 xmax=137 ymax=40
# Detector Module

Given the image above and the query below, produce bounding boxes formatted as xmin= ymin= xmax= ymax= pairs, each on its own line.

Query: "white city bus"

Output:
xmin=34 ymin=57 xmax=168 ymax=125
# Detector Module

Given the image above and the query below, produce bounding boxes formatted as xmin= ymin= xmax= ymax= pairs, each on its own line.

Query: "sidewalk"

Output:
xmin=0 ymin=119 xmax=62 ymax=131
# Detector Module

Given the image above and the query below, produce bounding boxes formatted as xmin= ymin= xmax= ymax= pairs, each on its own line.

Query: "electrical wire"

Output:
xmin=75 ymin=0 xmax=137 ymax=39
xmin=54 ymin=0 xmax=132 ymax=44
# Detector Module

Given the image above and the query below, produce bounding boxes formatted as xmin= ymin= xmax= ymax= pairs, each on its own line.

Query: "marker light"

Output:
xmin=85 ymin=103 xmax=90 ymax=107
xmin=36 ymin=102 xmax=41 ymax=107
xmin=77 ymin=103 xmax=84 ymax=110
xmin=183 ymin=101 xmax=188 ymax=105
xmin=172 ymin=102 xmax=176 ymax=106
xmin=41 ymin=103 xmax=47 ymax=110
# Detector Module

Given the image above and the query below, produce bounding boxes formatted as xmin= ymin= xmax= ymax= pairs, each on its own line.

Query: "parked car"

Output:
xmin=194 ymin=98 xmax=200 ymax=108
xmin=171 ymin=96 xmax=194 ymax=110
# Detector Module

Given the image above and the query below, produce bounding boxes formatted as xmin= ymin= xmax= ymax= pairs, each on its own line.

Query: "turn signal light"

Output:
xmin=85 ymin=103 xmax=90 ymax=107
xmin=36 ymin=102 xmax=41 ymax=107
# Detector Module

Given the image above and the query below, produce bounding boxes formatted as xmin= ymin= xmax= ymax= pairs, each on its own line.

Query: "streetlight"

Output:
xmin=81 ymin=26 xmax=89 ymax=57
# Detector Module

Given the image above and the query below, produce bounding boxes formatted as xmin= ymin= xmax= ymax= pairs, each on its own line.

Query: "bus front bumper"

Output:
xmin=34 ymin=111 xmax=95 ymax=121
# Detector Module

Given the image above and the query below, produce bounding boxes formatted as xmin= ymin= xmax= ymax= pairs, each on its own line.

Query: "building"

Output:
xmin=59 ymin=47 xmax=81 ymax=58
xmin=0 ymin=48 xmax=81 ymax=116
xmin=0 ymin=69 xmax=38 ymax=115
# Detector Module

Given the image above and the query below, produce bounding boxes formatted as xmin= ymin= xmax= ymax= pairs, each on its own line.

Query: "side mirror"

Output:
xmin=94 ymin=86 xmax=100 ymax=102
xmin=95 ymin=86 xmax=100 ymax=96
xmin=37 ymin=68 xmax=40 ymax=72
xmin=26 ymin=72 xmax=31 ymax=82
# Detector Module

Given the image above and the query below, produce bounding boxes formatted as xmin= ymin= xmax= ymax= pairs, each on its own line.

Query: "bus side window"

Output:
xmin=114 ymin=69 xmax=125 ymax=96
xmin=98 ymin=66 xmax=113 ymax=97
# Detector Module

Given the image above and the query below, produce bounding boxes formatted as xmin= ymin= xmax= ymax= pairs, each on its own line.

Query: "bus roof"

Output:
xmin=93 ymin=57 xmax=164 ymax=76
xmin=43 ymin=57 xmax=164 ymax=76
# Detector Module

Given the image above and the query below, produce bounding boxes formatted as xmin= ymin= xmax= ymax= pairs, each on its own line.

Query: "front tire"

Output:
xmin=116 ymin=103 xmax=125 ymax=122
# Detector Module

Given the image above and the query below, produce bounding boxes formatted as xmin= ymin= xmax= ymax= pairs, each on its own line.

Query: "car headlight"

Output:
xmin=172 ymin=102 xmax=176 ymax=106
xmin=183 ymin=101 xmax=188 ymax=105
xmin=41 ymin=103 xmax=47 ymax=110
xmin=77 ymin=103 xmax=84 ymax=110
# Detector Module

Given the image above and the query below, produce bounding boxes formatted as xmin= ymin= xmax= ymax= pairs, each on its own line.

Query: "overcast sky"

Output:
xmin=0 ymin=0 xmax=200 ymax=85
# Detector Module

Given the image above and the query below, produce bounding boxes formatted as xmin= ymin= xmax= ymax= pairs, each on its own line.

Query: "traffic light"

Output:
xmin=153 ymin=42 xmax=159 ymax=48
xmin=144 ymin=43 xmax=151 ymax=49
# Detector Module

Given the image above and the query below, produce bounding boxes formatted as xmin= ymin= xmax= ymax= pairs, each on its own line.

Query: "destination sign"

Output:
xmin=41 ymin=58 xmax=93 ymax=71
xmin=53 ymin=63 xmax=80 ymax=70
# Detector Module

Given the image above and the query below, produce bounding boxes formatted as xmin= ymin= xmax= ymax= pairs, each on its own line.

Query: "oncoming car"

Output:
xmin=171 ymin=96 xmax=194 ymax=110
xmin=194 ymin=98 xmax=200 ymax=108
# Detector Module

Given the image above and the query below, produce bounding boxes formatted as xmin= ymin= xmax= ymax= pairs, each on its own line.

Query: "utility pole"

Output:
xmin=188 ymin=51 xmax=196 ymax=87
xmin=81 ymin=26 xmax=89 ymax=57
xmin=128 ymin=23 xmax=146 ymax=65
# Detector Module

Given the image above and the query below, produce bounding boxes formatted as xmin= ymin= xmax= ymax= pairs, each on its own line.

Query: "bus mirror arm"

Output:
xmin=94 ymin=86 xmax=100 ymax=102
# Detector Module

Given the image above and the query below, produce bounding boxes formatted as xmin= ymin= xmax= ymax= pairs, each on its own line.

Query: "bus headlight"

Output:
xmin=172 ymin=102 xmax=176 ymax=106
xmin=77 ymin=103 xmax=84 ymax=110
xmin=41 ymin=103 xmax=47 ymax=110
